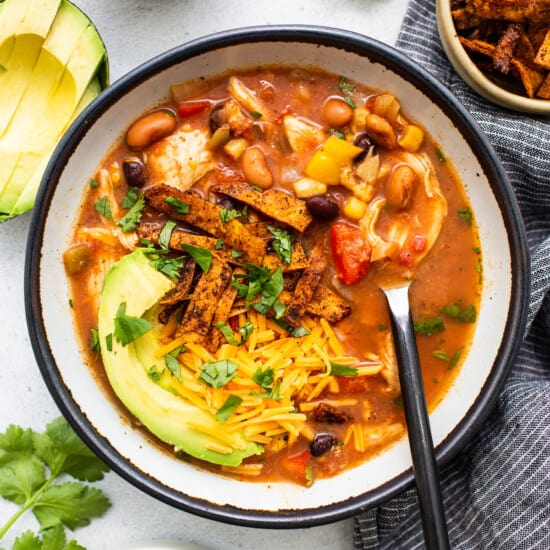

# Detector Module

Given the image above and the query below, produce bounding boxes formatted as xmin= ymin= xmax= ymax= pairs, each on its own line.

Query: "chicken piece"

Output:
xmin=283 ymin=115 xmax=326 ymax=153
xmin=145 ymin=128 xmax=214 ymax=191
xmin=228 ymin=76 xmax=271 ymax=121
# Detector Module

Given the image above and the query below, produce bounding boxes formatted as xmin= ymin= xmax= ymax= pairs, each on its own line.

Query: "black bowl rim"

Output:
xmin=25 ymin=25 xmax=530 ymax=529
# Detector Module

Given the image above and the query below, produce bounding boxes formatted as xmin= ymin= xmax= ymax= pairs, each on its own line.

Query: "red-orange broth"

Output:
xmin=65 ymin=67 xmax=481 ymax=486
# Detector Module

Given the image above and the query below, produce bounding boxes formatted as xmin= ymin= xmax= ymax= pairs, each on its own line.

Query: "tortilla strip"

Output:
xmin=536 ymin=73 xmax=550 ymax=98
xmin=137 ymin=222 xmax=308 ymax=272
xmin=279 ymin=285 xmax=351 ymax=324
xmin=144 ymin=184 xmax=266 ymax=265
xmin=159 ymin=260 xmax=196 ymax=307
xmin=534 ymin=29 xmax=550 ymax=69
xmin=176 ymin=258 xmax=232 ymax=340
xmin=207 ymin=267 xmax=244 ymax=352
xmin=283 ymin=242 xmax=327 ymax=327
xmin=494 ymin=23 xmax=524 ymax=74
xmin=210 ymin=182 xmax=313 ymax=232
xmin=469 ymin=0 xmax=550 ymax=24
xmin=511 ymin=57 xmax=545 ymax=96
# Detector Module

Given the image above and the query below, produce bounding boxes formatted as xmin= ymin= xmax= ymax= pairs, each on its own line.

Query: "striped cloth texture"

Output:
xmin=353 ymin=1 xmax=550 ymax=548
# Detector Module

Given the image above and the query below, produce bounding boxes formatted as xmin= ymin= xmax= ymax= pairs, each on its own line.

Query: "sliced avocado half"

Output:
xmin=97 ymin=248 xmax=263 ymax=466
xmin=0 ymin=0 xmax=109 ymax=221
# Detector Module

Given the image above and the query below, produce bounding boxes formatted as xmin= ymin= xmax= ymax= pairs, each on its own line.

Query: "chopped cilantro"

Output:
xmin=214 ymin=238 xmax=224 ymax=250
xmin=122 ymin=186 xmax=139 ymax=209
xmin=378 ymin=324 xmax=388 ymax=331
xmin=94 ymin=196 xmax=113 ymax=220
xmin=149 ymin=255 xmax=185 ymax=279
xmin=158 ymin=220 xmax=176 ymax=249
xmin=113 ymin=302 xmax=153 ymax=346
xmin=219 ymin=207 xmax=241 ymax=224
xmin=330 ymin=362 xmax=359 ymax=377
xmin=213 ymin=321 xmax=239 ymax=345
xmin=68 ymin=298 xmax=74 ymax=309
xmin=305 ymin=464 xmax=314 ymax=487
xmin=181 ymin=243 xmax=212 ymax=273
xmin=250 ymin=184 xmax=264 ymax=193
xmin=472 ymin=246 xmax=481 ymax=254
xmin=148 ymin=365 xmax=163 ymax=381
xmin=105 ymin=333 xmax=113 ymax=352
xmin=457 ymin=206 xmax=473 ymax=225
xmin=164 ymin=196 xmax=190 ymax=214
xmin=443 ymin=301 xmax=477 ymax=323
xmin=435 ymin=147 xmax=446 ymax=162
xmin=199 ymin=359 xmax=238 ymax=389
xmin=252 ymin=367 xmax=275 ymax=391
xmin=267 ymin=226 xmax=293 ymax=264
xmin=216 ymin=395 xmax=243 ymax=424
xmin=329 ymin=129 xmax=346 ymax=139
xmin=165 ymin=345 xmax=184 ymax=382
xmin=90 ymin=328 xmax=100 ymax=357
xmin=89 ymin=178 xmax=99 ymax=189
xmin=231 ymin=248 xmax=244 ymax=259
xmin=338 ymin=76 xmax=356 ymax=109
xmin=414 ymin=317 xmax=445 ymax=336
xmin=118 ymin=192 xmax=145 ymax=232
xmin=238 ymin=321 xmax=254 ymax=343
xmin=251 ymin=110 xmax=263 ymax=120
xmin=273 ymin=318 xmax=310 ymax=338
xmin=432 ymin=349 xmax=450 ymax=362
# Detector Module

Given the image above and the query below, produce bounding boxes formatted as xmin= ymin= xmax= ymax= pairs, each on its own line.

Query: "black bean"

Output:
xmin=122 ymin=157 xmax=146 ymax=188
xmin=309 ymin=433 xmax=338 ymax=457
xmin=305 ymin=195 xmax=339 ymax=221
xmin=217 ymin=197 xmax=236 ymax=210
xmin=353 ymin=132 xmax=375 ymax=162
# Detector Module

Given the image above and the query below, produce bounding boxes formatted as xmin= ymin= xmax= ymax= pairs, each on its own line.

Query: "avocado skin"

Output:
xmin=98 ymin=248 xmax=262 ymax=466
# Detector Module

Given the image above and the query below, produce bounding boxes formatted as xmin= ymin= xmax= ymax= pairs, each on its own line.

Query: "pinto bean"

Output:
xmin=126 ymin=109 xmax=177 ymax=149
xmin=240 ymin=146 xmax=273 ymax=189
xmin=386 ymin=164 xmax=416 ymax=210
xmin=364 ymin=113 xmax=397 ymax=150
xmin=322 ymin=97 xmax=354 ymax=128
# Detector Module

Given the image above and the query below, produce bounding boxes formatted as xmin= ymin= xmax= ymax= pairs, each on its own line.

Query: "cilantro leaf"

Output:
xmin=252 ymin=367 xmax=275 ymax=391
xmin=338 ymin=76 xmax=356 ymax=109
xmin=219 ymin=207 xmax=241 ymax=224
xmin=267 ymin=226 xmax=293 ymax=264
xmin=158 ymin=220 xmax=177 ymax=249
xmin=216 ymin=395 xmax=243 ymax=424
xmin=414 ymin=317 xmax=445 ymax=336
xmin=199 ymin=360 xmax=238 ymax=389
xmin=89 ymin=179 xmax=99 ymax=189
xmin=113 ymin=302 xmax=153 ymax=346
xmin=443 ymin=301 xmax=477 ymax=323
xmin=165 ymin=346 xmax=185 ymax=383
xmin=330 ymin=362 xmax=359 ymax=376
xmin=94 ymin=196 xmax=113 ymax=220
xmin=435 ymin=146 xmax=446 ymax=162
xmin=238 ymin=321 xmax=254 ymax=343
xmin=149 ymin=255 xmax=186 ymax=279
xmin=164 ymin=196 xmax=190 ymax=214
xmin=118 ymin=192 xmax=145 ymax=232
xmin=181 ymin=243 xmax=212 ymax=273
xmin=121 ymin=187 xmax=139 ymax=209
xmin=33 ymin=482 xmax=110 ymax=531
xmin=0 ymin=456 xmax=45 ymax=504
xmin=273 ymin=318 xmax=310 ymax=338
xmin=213 ymin=321 xmax=239 ymax=345
xmin=457 ymin=206 xmax=473 ymax=225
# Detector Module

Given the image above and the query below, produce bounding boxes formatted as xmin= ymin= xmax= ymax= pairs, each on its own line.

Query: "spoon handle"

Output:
xmin=384 ymin=285 xmax=450 ymax=550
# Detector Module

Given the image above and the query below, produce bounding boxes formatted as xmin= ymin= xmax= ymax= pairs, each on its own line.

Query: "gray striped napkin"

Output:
xmin=353 ymin=0 xmax=550 ymax=548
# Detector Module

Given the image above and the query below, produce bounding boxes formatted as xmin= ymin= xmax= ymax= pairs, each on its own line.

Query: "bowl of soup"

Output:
xmin=26 ymin=26 xmax=529 ymax=527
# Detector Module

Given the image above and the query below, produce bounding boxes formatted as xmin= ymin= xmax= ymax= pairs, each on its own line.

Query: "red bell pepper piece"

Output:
xmin=177 ymin=100 xmax=211 ymax=117
xmin=330 ymin=222 xmax=371 ymax=285
xmin=281 ymin=449 xmax=313 ymax=486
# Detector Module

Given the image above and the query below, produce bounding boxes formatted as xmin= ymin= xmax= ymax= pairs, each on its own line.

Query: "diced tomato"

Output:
xmin=177 ymin=100 xmax=211 ymax=117
xmin=397 ymin=248 xmax=414 ymax=267
xmin=330 ymin=222 xmax=371 ymax=285
xmin=336 ymin=376 xmax=368 ymax=393
xmin=412 ymin=234 xmax=427 ymax=253
xmin=281 ymin=449 xmax=313 ymax=486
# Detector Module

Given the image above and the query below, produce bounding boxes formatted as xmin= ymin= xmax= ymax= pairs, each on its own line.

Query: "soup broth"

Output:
xmin=64 ymin=66 xmax=481 ymax=486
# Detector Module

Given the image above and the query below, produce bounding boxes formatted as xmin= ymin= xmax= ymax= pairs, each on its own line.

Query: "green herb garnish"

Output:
xmin=251 ymin=111 xmax=263 ymax=120
xmin=414 ymin=317 xmax=445 ymax=336
xmin=181 ymin=243 xmax=212 ymax=273
xmin=148 ymin=365 xmax=163 ymax=381
xmin=113 ymin=302 xmax=153 ymax=346
xmin=330 ymin=362 xmax=359 ymax=377
xmin=122 ymin=186 xmax=139 ymax=209
xmin=216 ymin=395 xmax=243 ymax=424
xmin=90 ymin=328 xmax=100 ymax=357
xmin=238 ymin=321 xmax=254 ymax=343
xmin=164 ymin=196 xmax=190 ymax=214
xmin=0 ymin=417 xmax=110 ymax=544
xmin=267 ymin=226 xmax=293 ymax=264
xmin=443 ymin=301 xmax=477 ymax=323
xmin=149 ymin=255 xmax=186 ymax=279
xmin=435 ymin=147 xmax=446 ymax=162
xmin=94 ymin=196 xmax=113 ymax=220
xmin=213 ymin=321 xmax=239 ymax=345
xmin=89 ymin=178 xmax=99 ymax=189
xmin=214 ymin=238 xmax=224 ymax=250
xmin=231 ymin=248 xmax=244 ymax=259
xmin=338 ymin=76 xmax=356 ymax=109
xmin=158 ymin=220 xmax=177 ymax=249
xmin=219 ymin=207 xmax=241 ymax=224
xmin=457 ymin=206 xmax=473 ymax=225
xmin=165 ymin=345 xmax=185 ymax=382
xmin=118 ymin=193 xmax=145 ymax=232
xmin=199 ymin=359 xmax=238 ymax=389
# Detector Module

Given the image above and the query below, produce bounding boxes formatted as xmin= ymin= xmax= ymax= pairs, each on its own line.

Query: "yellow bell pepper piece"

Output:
xmin=322 ymin=135 xmax=363 ymax=166
xmin=304 ymin=151 xmax=341 ymax=184
xmin=398 ymin=125 xmax=424 ymax=153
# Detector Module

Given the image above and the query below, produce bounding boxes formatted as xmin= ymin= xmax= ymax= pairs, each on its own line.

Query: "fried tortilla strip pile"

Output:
xmin=210 ymin=182 xmax=313 ymax=232
xmin=144 ymin=183 xmax=266 ymax=264
xmin=452 ymin=0 xmax=550 ymax=98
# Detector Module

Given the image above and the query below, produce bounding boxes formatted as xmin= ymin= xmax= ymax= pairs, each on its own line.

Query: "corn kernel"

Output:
xmin=398 ymin=125 xmax=424 ymax=153
xmin=352 ymin=106 xmax=369 ymax=131
xmin=343 ymin=196 xmax=367 ymax=220
xmin=223 ymin=138 xmax=249 ymax=160
xmin=293 ymin=178 xmax=327 ymax=198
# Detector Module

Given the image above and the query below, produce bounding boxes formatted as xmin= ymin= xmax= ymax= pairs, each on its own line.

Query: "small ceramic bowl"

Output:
xmin=436 ymin=0 xmax=550 ymax=115
xmin=25 ymin=26 xmax=529 ymax=527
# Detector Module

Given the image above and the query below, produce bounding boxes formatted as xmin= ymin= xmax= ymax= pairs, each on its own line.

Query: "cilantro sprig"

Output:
xmin=0 ymin=417 xmax=110 ymax=546
xmin=267 ymin=226 xmax=293 ymax=265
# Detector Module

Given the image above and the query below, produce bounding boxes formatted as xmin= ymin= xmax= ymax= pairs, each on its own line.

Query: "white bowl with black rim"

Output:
xmin=25 ymin=26 xmax=529 ymax=527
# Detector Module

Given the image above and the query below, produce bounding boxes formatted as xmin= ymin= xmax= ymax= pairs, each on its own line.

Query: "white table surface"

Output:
xmin=0 ymin=1 xmax=409 ymax=548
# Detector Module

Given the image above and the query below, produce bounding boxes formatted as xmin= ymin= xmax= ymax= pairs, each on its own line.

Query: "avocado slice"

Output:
xmin=97 ymin=249 xmax=262 ymax=466
xmin=0 ymin=1 xmax=107 ymax=220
